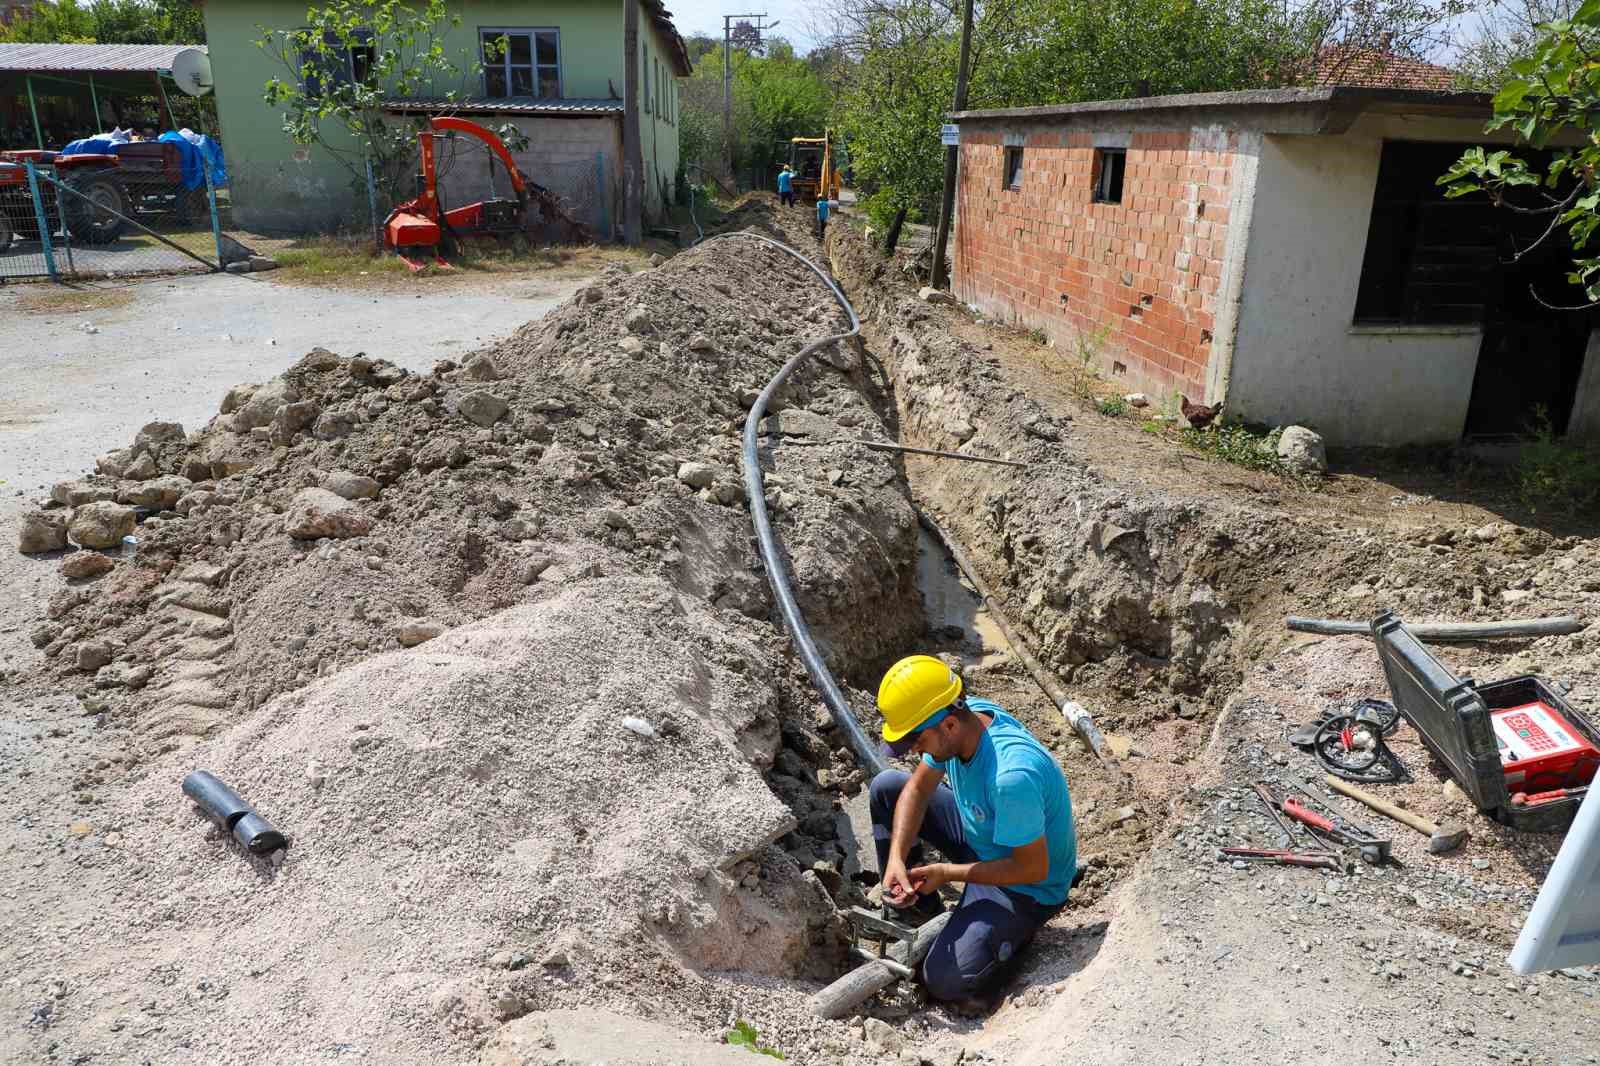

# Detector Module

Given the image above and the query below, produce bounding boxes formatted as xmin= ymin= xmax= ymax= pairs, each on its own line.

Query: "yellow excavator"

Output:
xmin=788 ymin=131 xmax=842 ymax=202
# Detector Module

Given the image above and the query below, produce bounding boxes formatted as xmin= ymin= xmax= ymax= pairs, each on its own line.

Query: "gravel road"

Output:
xmin=0 ymin=271 xmax=590 ymax=491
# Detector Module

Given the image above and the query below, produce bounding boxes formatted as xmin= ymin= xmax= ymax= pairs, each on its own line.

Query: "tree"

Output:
xmin=259 ymin=0 xmax=490 ymax=206
xmin=825 ymin=0 xmax=1471 ymax=228
xmin=1440 ymin=0 xmax=1600 ymax=302
xmin=1455 ymin=0 xmax=1578 ymax=88
xmin=0 ymin=0 xmax=202 ymax=44
xmin=678 ymin=36 xmax=834 ymax=186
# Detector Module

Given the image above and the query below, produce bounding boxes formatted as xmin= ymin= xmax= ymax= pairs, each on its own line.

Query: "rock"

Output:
xmin=233 ymin=379 xmax=300 ymax=431
xmin=29 ymin=623 xmax=61 ymax=648
xmin=60 ymin=552 xmax=113 ymax=580
xmin=224 ymin=260 xmax=251 ymax=275
xmin=1502 ymin=588 xmax=1534 ymax=604
xmin=75 ymin=641 xmax=113 ymax=673
xmin=312 ymin=408 xmax=360 ymax=440
xmin=461 ymin=353 xmax=505 ymax=381
xmin=624 ymin=306 xmax=653 ymax=333
xmin=396 ymin=620 xmax=446 ymax=646
xmin=220 ymin=383 xmax=257 ymax=414
xmin=1125 ymin=393 xmax=1149 ymax=407
xmin=618 ymin=336 xmax=645 ymax=356
xmin=68 ymin=502 xmax=136 ymax=549
xmin=50 ymin=478 xmax=118 ymax=507
xmin=648 ymin=252 xmax=665 ymax=267
xmin=1441 ymin=780 xmax=1472 ymax=811
xmin=247 ymin=255 xmax=278 ymax=272
xmin=521 ymin=555 xmax=552 ymax=583
xmin=19 ymin=510 xmax=68 ymax=553
xmin=122 ymin=451 xmax=158 ymax=481
xmin=1113 ymin=805 xmax=1138 ymax=825
xmin=687 ymin=333 xmax=715 ymax=352
xmin=1022 ymin=415 xmax=1061 ymax=441
xmin=274 ymin=400 xmax=322 ymax=442
xmin=1276 ymin=425 xmax=1327 ymax=475
xmin=918 ymin=286 xmax=955 ymax=305
xmin=298 ymin=346 xmax=342 ymax=371
xmin=323 ymin=471 xmax=381 ymax=501
xmin=459 ymin=391 xmax=510 ymax=428
xmin=134 ymin=421 xmax=185 ymax=447
xmin=282 ymin=488 xmax=375 ymax=540
xmin=864 ymin=1018 xmax=904 ymax=1055
xmin=119 ymin=475 xmax=191 ymax=509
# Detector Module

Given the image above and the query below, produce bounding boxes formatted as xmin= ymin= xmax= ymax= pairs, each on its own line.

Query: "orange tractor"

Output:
xmin=384 ymin=116 xmax=590 ymax=268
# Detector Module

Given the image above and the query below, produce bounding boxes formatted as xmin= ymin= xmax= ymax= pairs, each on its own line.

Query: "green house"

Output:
xmin=201 ymin=0 xmax=690 ymax=235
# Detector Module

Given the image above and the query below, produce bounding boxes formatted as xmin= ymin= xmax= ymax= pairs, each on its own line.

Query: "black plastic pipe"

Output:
xmin=706 ymin=231 xmax=888 ymax=778
xmin=183 ymin=769 xmax=286 ymax=854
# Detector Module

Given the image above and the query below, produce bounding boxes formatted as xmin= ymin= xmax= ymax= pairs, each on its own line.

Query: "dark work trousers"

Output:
xmin=869 ymin=768 xmax=1062 ymax=1002
xmin=780 ymin=190 xmax=795 ymax=207
xmin=815 ymin=217 xmax=827 ymax=243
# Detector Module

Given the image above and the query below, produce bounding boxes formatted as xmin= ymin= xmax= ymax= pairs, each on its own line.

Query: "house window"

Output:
xmin=480 ymin=28 xmax=560 ymax=99
xmin=298 ymin=29 xmax=375 ymax=98
xmin=1003 ymin=146 xmax=1023 ymax=190
xmin=1093 ymin=148 xmax=1125 ymax=204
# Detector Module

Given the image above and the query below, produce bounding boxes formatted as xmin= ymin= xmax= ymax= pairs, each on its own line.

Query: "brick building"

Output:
xmin=951 ymin=87 xmax=1600 ymax=446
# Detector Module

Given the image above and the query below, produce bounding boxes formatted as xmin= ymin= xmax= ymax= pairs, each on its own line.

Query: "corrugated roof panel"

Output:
xmin=0 ymin=43 xmax=204 ymax=73
xmin=383 ymin=97 xmax=624 ymax=116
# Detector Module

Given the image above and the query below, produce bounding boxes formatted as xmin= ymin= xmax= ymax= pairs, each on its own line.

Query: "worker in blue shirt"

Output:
xmin=777 ymin=164 xmax=795 ymax=207
xmin=815 ymin=194 xmax=830 ymax=243
xmin=872 ymin=654 xmax=1077 ymax=1007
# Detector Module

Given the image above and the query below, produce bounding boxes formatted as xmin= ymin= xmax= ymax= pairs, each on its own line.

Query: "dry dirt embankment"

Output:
xmin=3 ymin=221 xmax=933 ymax=1065
xmin=829 ymin=224 xmax=1600 ymax=1064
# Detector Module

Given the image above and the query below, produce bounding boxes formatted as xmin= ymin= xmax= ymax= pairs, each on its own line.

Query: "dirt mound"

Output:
xmin=5 ymin=220 xmax=930 ymax=1064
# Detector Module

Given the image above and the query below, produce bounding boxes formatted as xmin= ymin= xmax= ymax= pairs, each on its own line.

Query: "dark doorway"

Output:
xmin=1354 ymin=140 xmax=1597 ymax=438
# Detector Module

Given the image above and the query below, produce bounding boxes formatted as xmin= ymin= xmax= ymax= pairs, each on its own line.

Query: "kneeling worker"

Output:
xmin=871 ymin=654 xmax=1076 ymax=1004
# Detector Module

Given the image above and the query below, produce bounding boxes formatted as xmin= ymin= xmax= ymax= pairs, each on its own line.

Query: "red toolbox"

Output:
xmin=1492 ymin=702 xmax=1600 ymax=794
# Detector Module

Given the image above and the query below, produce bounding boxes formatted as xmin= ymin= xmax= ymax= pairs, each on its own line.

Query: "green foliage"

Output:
xmin=726 ymin=1020 xmax=785 ymax=1059
xmin=1517 ymin=406 xmax=1600 ymax=511
xmin=1441 ymin=2 xmax=1600 ymax=302
xmin=832 ymin=0 xmax=1465 ymax=217
xmin=259 ymin=0 xmax=479 ymax=206
xmin=1096 ymin=395 xmax=1128 ymax=416
xmin=678 ymin=38 xmax=834 ymax=184
xmin=1069 ymin=323 xmax=1111 ymax=400
xmin=1180 ymin=422 xmax=1288 ymax=474
xmin=0 ymin=0 xmax=202 ymax=44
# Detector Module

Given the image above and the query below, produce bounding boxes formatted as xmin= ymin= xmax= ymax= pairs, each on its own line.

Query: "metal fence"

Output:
xmin=1 ymin=145 xmax=613 ymax=283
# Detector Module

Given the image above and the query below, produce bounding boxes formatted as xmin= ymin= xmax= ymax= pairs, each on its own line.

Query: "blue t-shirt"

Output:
xmin=816 ymin=198 xmax=830 ymax=221
xmin=922 ymin=699 xmax=1076 ymax=905
xmin=777 ymin=170 xmax=793 ymax=192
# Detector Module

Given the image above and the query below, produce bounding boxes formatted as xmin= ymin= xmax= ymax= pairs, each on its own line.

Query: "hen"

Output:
xmin=1179 ymin=395 xmax=1225 ymax=430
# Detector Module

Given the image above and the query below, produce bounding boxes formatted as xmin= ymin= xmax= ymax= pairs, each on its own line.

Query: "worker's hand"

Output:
xmin=882 ymin=856 xmax=921 ymax=906
xmin=908 ymin=862 xmax=952 ymax=894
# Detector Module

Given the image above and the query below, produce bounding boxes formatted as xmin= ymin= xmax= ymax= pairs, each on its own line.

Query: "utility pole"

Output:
xmin=624 ymin=0 xmax=642 ymax=244
xmin=930 ymin=0 xmax=974 ymax=289
xmin=721 ymin=12 xmax=769 ymax=183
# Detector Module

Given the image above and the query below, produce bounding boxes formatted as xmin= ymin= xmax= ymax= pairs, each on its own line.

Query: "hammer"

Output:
xmin=1325 ymin=775 xmax=1469 ymax=854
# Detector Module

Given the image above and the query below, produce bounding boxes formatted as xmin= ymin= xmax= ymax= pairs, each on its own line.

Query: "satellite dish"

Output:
xmin=169 ymin=49 xmax=213 ymax=97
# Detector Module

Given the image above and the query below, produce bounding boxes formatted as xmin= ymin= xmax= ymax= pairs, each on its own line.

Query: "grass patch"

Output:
xmin=726 ymin=1020 xmax=784 ymax=1059
xmin=1178 ymin=422 xmax=1289 ymax=475
xmin=1518 ymin=408 xmax=1600 ymax=513
xmin=1096 ymin=395 xmax=1128 ymax=417
xmin=13 ymin=285 xmax=135 ymax=315
xmin=267 ymin=235 xmax=653 ymax=287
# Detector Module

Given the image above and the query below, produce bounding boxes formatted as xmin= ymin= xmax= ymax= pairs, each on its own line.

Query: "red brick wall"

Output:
xmin=953 ymin=126 xmax=1239 ymax=403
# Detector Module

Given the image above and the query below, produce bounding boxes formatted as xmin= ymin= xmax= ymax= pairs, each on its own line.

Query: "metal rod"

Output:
xmin=23 ymin=161 xmax=57 ymax=281
xmin=856 ymin=440 xmax=1027 ymax=468
xmin=26 ymin=75 xmax=42 ymax=150
xmin=1286 ymin=615 xmax=1581 ymax=641
xmin=88 ymin=73 xmax=99 ymax=133
xmin=153 ymin=71 xmax=176 ymax=131
xmin=846 ymin=945 xmax=914 ymax=979
xmin=49 ymin=173 xmax=218 ymax=272
xmin=204 ymin=155 xmax=224 ymax=268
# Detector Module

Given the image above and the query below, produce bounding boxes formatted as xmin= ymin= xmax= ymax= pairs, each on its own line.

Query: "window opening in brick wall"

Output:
xmin=1093 ymin=148 xmax=1125 ymax=204
xmin=1003 ymin=147 xmax=1023 ymax=190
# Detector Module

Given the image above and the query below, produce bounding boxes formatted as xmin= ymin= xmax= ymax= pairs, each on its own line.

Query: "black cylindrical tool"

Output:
xmin=182 ymin=770 xmax=286 ymax=854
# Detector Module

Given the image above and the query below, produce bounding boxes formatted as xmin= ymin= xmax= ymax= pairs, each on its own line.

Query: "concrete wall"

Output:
xmin=438 ymin=114 xmax=621 ymax=237
xmin=1225 ymin=113 xmax=1534 ymax=446
xmin=953 ymin=125 xmax=1245 ymax=403
xmin=638 ymin=5 xmax=681 ymax=216
xmin=204 ymin=0 xmax=680 ymax=231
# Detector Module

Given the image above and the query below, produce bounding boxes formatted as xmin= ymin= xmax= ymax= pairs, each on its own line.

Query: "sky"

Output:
xmin=662 ymin=0 xmax=825 ymax=56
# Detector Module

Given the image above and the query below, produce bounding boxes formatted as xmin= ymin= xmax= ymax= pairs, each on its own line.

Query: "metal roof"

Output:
xmin=383 ymin=97 xmax=624 ymax=117
xmin=0 ymin=43 xmax=204 ymax=74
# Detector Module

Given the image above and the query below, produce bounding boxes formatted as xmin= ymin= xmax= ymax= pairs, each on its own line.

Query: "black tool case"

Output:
xmin=1369 ymin=610 xmax=1600 ymax=833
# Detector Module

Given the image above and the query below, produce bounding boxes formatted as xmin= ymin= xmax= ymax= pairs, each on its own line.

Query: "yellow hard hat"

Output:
xmin=878 ymin=655 xmax=962 ymax=743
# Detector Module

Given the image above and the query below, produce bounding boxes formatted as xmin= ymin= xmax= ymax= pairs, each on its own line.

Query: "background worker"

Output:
xmin=777 ymin=164 xmax=795 ymax=207
xmin=816 ymin=194 xmax=830 ymax=243
xmin=871 ymin=654 xmax=1076 ymax=1006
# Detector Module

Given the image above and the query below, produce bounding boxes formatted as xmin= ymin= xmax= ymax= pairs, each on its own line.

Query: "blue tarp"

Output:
xmin=57 ymin=133 xmax=229 ymax=190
